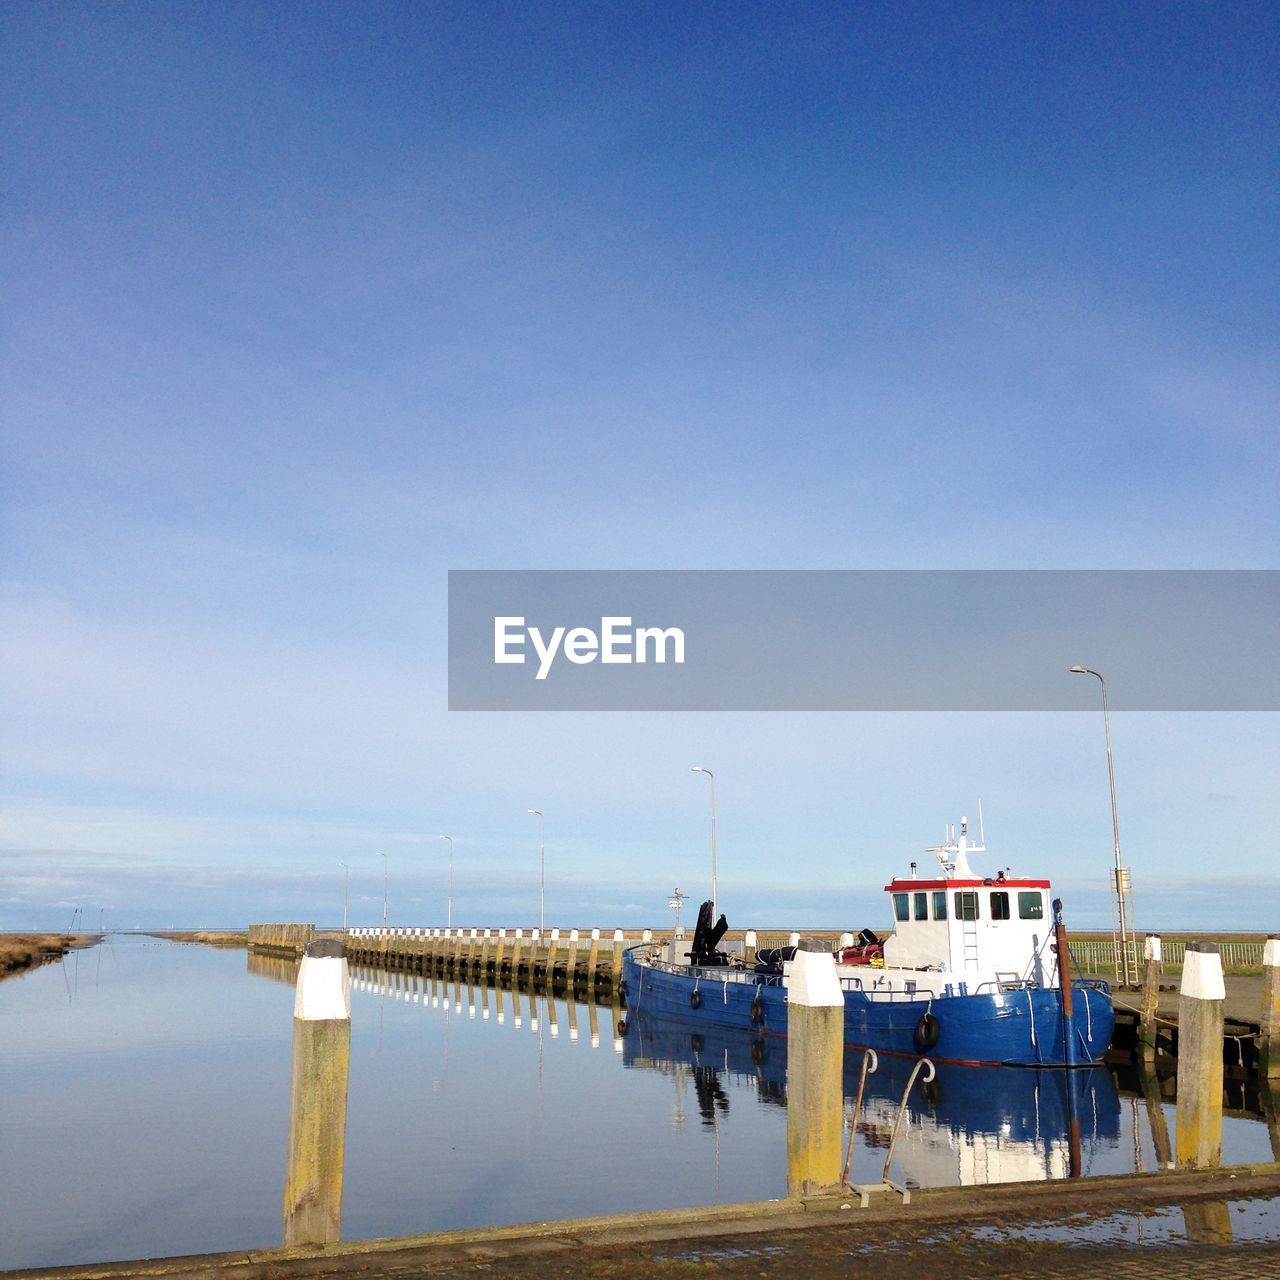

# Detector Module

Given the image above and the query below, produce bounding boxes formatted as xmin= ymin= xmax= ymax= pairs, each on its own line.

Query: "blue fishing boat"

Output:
xmin=622 ymin=817 xmax=1114 ymax=1068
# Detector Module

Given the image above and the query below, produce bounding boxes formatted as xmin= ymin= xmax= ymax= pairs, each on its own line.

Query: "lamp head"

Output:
xmin=1069 ymin=665 xmax=1089 ymax=674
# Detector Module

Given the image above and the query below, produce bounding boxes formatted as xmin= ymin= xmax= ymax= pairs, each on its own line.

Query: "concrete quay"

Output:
xmin=12 ymin=1164 xmax=1280 ymax=1280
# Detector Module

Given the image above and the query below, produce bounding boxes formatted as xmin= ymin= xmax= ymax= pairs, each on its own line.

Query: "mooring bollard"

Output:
xmin=283 ymin=939 xmax=351 ymax=1248
xmin=1261 ymin=937 xmax=1280 ymax=1079
xmin=1175 ymin=941 xmax=1225 ymax=1169
xmin=785 ymin=942 xmax=845 ymax=1197
xmin=611 ymin=929 xmax=624 ymax=998
xmin=587 ymin=928 xmax=601 ymax=987
xmin=1140 ymin=934 xmax=1162 ymax=1066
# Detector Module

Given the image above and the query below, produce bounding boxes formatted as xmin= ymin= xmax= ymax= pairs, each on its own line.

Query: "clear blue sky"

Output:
xmin=3 ymin=2 xmax=1277 ymax=932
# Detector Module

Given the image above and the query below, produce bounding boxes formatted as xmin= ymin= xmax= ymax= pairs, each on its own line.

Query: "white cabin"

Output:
xmin=844 ymin=818 xmax=1056 ymax=994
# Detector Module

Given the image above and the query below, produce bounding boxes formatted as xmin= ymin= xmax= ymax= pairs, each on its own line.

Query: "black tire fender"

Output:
xmin=914 ymin=1011 xmax=941 ymax=1051
xmin=690 ymin=989 xmax=702 ymax=1010
xmin=749 ymin=999 xmax=764 ymax=1025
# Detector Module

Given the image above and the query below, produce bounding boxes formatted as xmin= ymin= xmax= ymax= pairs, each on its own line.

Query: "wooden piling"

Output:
xmin=495 ymin=929 xmax=507 ymax=981
xmin=1175 ymin=942 xmax=1225 ymax=1169
xmin=610 ymin=929 xmax=624 ymax=997
xmin=511 ymin=929 xmax=525 ymax=985
xmin=283 ymin=940 xmax=350 ymax=1248
xmin=587 ymin=928 xmax=601 ymax=988
xmin=1140 ymin=934 xmax=1162 ymax=1066
xmin=1261 ymin=937 xmax=1280 ymax=1079
xmin=546 ymin=929 xmax=559 ymax=988
xmin=785 ymin=943 xmax=845 ymax=1197
xmin=745 ymin=930 xmax=758 ymax=967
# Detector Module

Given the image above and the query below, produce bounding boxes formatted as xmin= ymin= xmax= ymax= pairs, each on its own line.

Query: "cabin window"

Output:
xmin=914 ymin=892 xmax=929 ymax=921
xmin=932 ymin=891 xmax=947 ymax=920
xmin=893 ymin=893 xmax=910 ymax=922
xmin=990 ymin=891 xmax=1011 ymax=920
xmin=1018 ymin=891 xmax=1044 ymax=920
xmin=955 ymin=890 xmax=979 ymax=921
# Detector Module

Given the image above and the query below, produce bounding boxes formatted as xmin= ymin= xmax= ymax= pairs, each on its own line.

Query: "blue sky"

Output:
xmin=3 ymin=2 xmax=1277 ymax=932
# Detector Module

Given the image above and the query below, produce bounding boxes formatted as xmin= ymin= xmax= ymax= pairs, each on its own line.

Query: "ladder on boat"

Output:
xmin=961 ymin=917 xmax=980 ymax=973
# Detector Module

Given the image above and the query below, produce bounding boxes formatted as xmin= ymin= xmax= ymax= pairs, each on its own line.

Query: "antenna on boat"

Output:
xmin=978 ymin=799 xmax=986 ymax=847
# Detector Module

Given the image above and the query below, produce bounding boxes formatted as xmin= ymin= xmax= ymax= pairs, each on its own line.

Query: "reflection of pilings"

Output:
xmin=1260 ymin=1077 xmax=1280 ymax=1163
xmin=1140 ymin=1067 xmax=1174 ymax=1169
xmin=247 ymin=950 xmax=301 ymax=986
xmin=1182 ymin=1200 xmax=1234 ymax=1244
xmin=283 ymin=940 xmax=350 ymax=1248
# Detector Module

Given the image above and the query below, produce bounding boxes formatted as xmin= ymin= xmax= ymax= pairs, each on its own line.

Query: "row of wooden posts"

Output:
xmin=342 ymin=925 xmax=639 ymax=993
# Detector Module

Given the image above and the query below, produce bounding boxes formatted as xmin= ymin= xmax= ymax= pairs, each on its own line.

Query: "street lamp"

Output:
xmin=437 ymin=835 xmax=454 ymax=930
xmin=375 ymin=851 xmax=388 ymax=933
xmin=338 ymin=861 xmax=349 ymax=933
xmin=691 ymin=766 xmax=717 ymax=919
xmin=1070 ymin=665 xmax=1134 ymax=987
xmin=527 ymin=809 xmax=545 ymax=933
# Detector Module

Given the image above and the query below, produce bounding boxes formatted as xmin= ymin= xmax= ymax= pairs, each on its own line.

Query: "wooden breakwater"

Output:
xmin=248 ymin=924 xmax=316 ymax=956
xmin=344 ymin=926 xmax=636 ymax=996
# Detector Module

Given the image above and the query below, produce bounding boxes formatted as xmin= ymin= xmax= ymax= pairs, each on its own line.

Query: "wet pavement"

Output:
xmin=16 ymin=1167 xmax=1280 ymax=1280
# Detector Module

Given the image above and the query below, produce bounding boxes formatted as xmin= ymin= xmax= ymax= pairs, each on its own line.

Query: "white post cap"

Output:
xmin=1264 ymin=937 xmax=1280 ymax=968
xmin=1180 ymin=943 xmax=1226 ymax=1001
xmin=745 ymin=930 xmax=757 ymax=946
xmin=1144 ymin=935 xmax=1162 ymax=962
xmin=591 ymin=928 xmax=600 ymax=941
xmin=786 ymin=945 xmax=844 ymax=1008
xmin=570 ymin=929 xmax=579 ymax=941
xmin=613 ymin=929 xmax=624 ymax=941
xmin=643 ymin=928 xmax=653 ymax=943
xmin=470 ymin=929 xmax=477 ymax=939
xmin=516 ymin=928 xmax=524 ymax=939
xmin=293 ymin=943 xmax=352 ymax=1021
xmin=839 ymin=932 xmax=854 ymax=949
xmin=788 ymin=931 xmax=801 ymax=947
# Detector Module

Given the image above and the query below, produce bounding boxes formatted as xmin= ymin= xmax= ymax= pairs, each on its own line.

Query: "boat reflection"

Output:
xmin=620 ymin=1011 xmax=1121 ymax=1187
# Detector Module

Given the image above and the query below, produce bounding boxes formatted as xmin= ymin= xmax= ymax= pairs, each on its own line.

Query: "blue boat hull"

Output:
xmin=622 ymin=951 xmax=1114 ymax=1068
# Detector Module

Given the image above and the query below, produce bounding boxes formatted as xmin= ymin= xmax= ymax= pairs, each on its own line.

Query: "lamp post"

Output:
xmin=437 ymin=835 xmax=454 ymax=930
xmin=1070 ymin=665 xmax=1134 ymax=987
xmin=375 ymin=851 xmax=388 ymax=933
xmin=527 ymin=809 xmax=545 ymax=934
xmin=338 ymin=861 xmax=349 ymax=933
xmin=691 ymin=766 xmax=717 ymax=919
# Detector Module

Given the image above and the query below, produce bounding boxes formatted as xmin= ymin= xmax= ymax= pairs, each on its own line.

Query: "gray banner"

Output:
xmin=447 ymin=570 xmax=1279 ymax=711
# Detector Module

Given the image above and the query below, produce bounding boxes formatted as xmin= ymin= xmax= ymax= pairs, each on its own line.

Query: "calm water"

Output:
xmin=2 ymin=936 xmax=1276 ymax=1271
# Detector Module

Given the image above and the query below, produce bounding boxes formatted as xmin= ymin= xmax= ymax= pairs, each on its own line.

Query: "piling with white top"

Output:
xmin=785 ymin=942 xmax=844 ymax=1197
xmin=1261 ymin=937 xmax=1280 ymax=1079
xmin=587 ymin=928 xmax=601 ymax=987
xmin=744 ymin=930 xmax=758 ymax=967
xmin=1175 ymin=942 xmax=1225 ymax=1169
xmin=611 ymin=929 xmax=624 ymax=998
xmin=1140 ymin=934 xmax=1162 ymax=1066
xmin=283 ymin=939 xmax=351 ymax=1247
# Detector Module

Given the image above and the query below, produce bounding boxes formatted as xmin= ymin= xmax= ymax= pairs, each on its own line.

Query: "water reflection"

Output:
xmin=621 ymin=1011 xmax=1121 ymax=1187
xmin=5 ymin=939 xmax=1277 ymax=1274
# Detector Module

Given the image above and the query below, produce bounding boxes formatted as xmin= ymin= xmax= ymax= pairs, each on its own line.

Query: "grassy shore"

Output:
xmin=0 ymin=933 xmax=82 ymax=981
xmin=147 ymin=930 xmax=248 ymax=948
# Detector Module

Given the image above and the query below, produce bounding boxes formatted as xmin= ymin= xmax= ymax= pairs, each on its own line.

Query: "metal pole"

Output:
xmin=528 ymin=810 xmax=544 ymax=933
xmin=1071 ymin=666 xmax=1133 ymax=987
xmin=692 ymin=767 xmax=717 ymax=918
xmin=438 ymin=836 xmax=454 ymax=930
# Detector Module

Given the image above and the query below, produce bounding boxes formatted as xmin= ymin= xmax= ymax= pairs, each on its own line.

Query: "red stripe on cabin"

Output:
xmin=884 ymin=879 xmax=1051 ymax=891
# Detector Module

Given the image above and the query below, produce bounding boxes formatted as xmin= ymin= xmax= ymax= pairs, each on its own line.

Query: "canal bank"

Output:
xmin=11 ymin=1163 xmax=1280 ymax=1280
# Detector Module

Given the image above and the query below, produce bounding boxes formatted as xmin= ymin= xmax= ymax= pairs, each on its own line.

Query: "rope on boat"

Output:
xmin=1026 ymin=987 xmax=1037 ymax=1049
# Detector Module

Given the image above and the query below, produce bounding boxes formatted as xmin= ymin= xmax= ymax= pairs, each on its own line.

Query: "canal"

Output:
xmin=1 ymin=935 xmax=1275 ymax=1271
